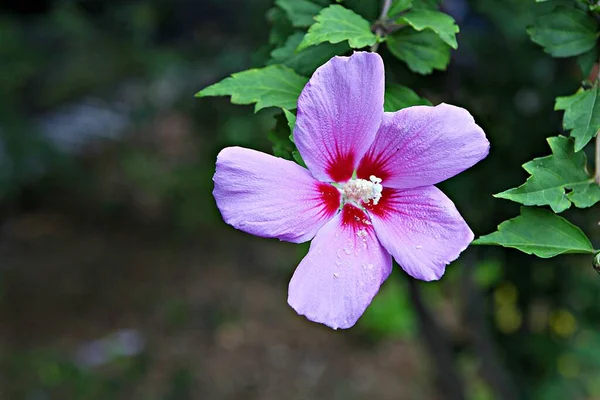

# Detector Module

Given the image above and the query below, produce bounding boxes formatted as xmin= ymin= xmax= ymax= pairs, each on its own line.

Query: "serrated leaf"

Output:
xmin=269 ymin=32 xmax=349 ymax=76
xmin=568 ymin=182 xmax=600 ymax=207
xmin=384 ymin=84 xmax=432 ymax=111
xmin=388 ymin=0 xmax=413 ymax=16
xmin=196 ymin=65 xmax=308 ymax=112
xmin=527 ymin=6 xmax=597 ymax=57
xmin=555 ymin=89 xmax=584 ymax=110
xmin=495 ymin=136 xmax=600 ymax=212
xmin=275 ymin=0 xmax=323 ymax=28
xmin=474 ymin=207 xmax=595 ymax=258
xmin=397 ymin=10 xmax=459 ymax=49
xmin=297 ymin=5 xmax=377 ymax=51
xmin=556 ymin=86 xmax=600 ymax=151
xmin=386 ymin=29 xmax=451 ymax=74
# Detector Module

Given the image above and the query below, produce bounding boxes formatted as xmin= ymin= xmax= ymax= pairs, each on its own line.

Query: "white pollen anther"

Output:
xmin=340 ymin=175 xmax=383 ymax=205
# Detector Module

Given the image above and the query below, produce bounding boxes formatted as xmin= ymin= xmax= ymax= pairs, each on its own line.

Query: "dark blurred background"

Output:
xmin=1 ymin=0 xmax=599 ymax=399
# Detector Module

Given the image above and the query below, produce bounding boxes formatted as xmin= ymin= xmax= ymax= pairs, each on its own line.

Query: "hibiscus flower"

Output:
xmin=213 ymin=52 xmax=489 ymax=329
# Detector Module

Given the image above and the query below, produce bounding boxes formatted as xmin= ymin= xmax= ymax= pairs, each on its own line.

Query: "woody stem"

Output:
xmin=371 ymin=0 xmax=392 ymax=52
xmin=380 ymin=0 xmax=392 ymax=17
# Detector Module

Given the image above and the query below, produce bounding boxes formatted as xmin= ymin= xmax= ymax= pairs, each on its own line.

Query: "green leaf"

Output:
xmin=267 ymin=7 xmax=295 ymax=47
xmin=473 ymin=207 xmax=595 ymax=258
xmin=388 ymin=0 xmax=413 ymax=16
xmin=269 ymin=32 xmax=349 ymax=76
xmin=283 ymin=108 xmax=296 ymax=133
xmin=396 ymin=10 xmax=459 ymax=49
xmin=555 ymin=89 xmax=584 ymax=110
xmin=568 ymin=182 xmax=600 ymax=208
xmin=386 ymin=29 xmax=451 ymax=74
xmin=527 ymin=6 xmax=597 ymax=57
xmin=337 ymin=0 xmax=379 ymax=20
xmin=284 ymin=110 xmax=307 ymax=167
xmin=495 ymin=136 xmax=600 ymax=212
xmin=577 ymin=47 xmax=597 ymax=77
xmin=555 ymin=86 xmax=600 ymax=151
xmin=292 ymin=150 xmax=307 ymax=168
xmin=196 ymin=65 xmax=308 ymax=112
xmin=275 ymin=0 xmax=323 ymax=28
xmin=297 ymin=5 xmax=378 ymax=51
xmin=384 ymin=84 xmax=432 ymax=111
xmin=268 ymin=113 xmax=295 ymax=159
xmin=412 ymin=0 xmax=442 ymax=10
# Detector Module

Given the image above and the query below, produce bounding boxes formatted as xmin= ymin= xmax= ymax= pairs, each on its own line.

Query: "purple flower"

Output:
xmin=213 ymin=52 xmax=489 ymax=330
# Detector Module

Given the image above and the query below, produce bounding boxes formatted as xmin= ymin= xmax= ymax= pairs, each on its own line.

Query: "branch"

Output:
xmin=380 ymin=0 xmax=392 ymax=18
xmin=371 ymin=0 xmax=392 ymax=52
xmin=407 ymin=278 xmax=466 ymax=400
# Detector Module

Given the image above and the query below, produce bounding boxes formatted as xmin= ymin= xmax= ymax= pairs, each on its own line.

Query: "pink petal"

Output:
xmin=365 ymin=186 xmax=473 ymax=281
xmin=294 ymin=52 xmax=385 ymax=183
xmin=357 ymin=104 xmax=489 ymax=189
xmin=288 ymin=205 xmax=392 ymax=329
xmin=213 ymin=147 xmax=340 ymax=243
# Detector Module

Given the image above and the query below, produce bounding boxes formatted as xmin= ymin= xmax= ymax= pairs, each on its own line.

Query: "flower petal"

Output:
xmin=288 ymin=205 xmax=392 ymax=329
xmin=366 ymin=186 xmax=473 ymax=281
xmin=294 ymin=52 xmax=385 ymax=183
xmin=357 ymin=104 xmax=489 ymax=189
xmin=213 ymin=147 xmax=340 ymax=243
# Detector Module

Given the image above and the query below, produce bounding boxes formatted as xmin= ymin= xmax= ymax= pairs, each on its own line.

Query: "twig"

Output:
xmin=371 ymin=0 xmax=392 ymax=52
xmin=379 ymin=0 xmax=392 ymax=18
xmin=407 ymin=278 xmax=467 ymax=400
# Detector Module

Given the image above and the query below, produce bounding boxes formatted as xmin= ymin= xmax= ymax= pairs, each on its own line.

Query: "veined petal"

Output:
xmin=294 ymin=52 xmax=385 ymax=183
xmin=288 ymin=205 xmax=392 ymax=329
xmin=366 ymin=186 xmax=473 ymax=281
xmin=357 ymin=104 xmax=489 ymax=189
xmin=213 ymin=147 xmax=340 ymax=243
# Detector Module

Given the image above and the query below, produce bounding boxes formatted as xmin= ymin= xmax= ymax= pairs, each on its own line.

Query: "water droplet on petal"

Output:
xmin=356 ymin=229 xmax=367 ymax=238
xmin=333 ymin=272 xmax=339 ymax=279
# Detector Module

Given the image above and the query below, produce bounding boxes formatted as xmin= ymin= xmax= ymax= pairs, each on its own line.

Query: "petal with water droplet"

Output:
xmin=288 ymin=204 xmax=392 ymax=329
